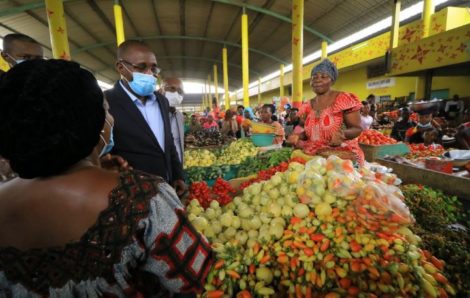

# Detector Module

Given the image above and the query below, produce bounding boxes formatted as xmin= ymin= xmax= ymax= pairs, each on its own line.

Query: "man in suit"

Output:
xmin=105 ymin=40 xmax=186 ymax=196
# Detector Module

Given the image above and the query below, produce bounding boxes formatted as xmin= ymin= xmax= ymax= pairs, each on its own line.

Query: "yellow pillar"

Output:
xmin=415 ymin=76 xmax=426 ymax=100
xmin=390 ymin=0 xmax=401 ymax=49
xmin=222 ymin=48 xmax=230 ymax=110
xmin=280 ymin=64 xmax=285 ymax=98
xmin=207 ymin=74 xmax=212 ymax=109
xmin=241 ymin=12 xmax=250 ymax=107
xmin=113 ymin=0 xmax=126 ymax=46
xmin=258 ymin=77 xmax=262 ymax=106
xmin=45 ymin=0 xmax=70 ymax=60
xmin=213 ymin=64 xmax=219 ymax=108
xmin=422 ymin=0 xmax=434 ymax=38
xmin=0 ymin=56 xmax=9 ymax=72
xmin=291 ymin=0 xmax=304 ymax=108
xmin=321 ymin=40 xmax=328 ymax=59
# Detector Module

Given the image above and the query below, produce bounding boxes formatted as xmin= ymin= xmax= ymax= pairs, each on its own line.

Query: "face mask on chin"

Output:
xmin=6 ymin=53 xmax=24 ymax=67
xmin=165 ymin=91 xmax=184 ymax=107
xmin=417 ymin=122 xmax=433 ymax=129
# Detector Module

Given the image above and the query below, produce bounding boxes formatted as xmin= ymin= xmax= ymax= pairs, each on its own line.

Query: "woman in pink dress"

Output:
xmin=292 ymin=59 xmax=364 ymax=165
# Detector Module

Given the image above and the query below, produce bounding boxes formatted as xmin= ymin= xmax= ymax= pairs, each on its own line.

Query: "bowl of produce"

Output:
xmin=251 ymin=122 xmax=276 ymax=134
xmin=251 ymin=133 xmax=275 ymax=147
xmin=409 ymin=100 xmax=441 ymax=112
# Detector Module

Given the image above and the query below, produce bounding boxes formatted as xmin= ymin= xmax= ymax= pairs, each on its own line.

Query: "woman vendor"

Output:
xmin=289 ymin=59 xmax=364 ymax=164
xmin=259 ymin=104 xmax=285 ymax=145
xmin=405 ymin=107 xmax=441 ymax=144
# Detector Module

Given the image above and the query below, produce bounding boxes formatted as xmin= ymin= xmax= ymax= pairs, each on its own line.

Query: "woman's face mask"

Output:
xmin=99 ymin=119 xmax=114 ymax=157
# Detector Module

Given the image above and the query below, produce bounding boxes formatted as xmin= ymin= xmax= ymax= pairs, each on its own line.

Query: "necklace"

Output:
xmin=311 ymin=98 xmax=322 ymax=118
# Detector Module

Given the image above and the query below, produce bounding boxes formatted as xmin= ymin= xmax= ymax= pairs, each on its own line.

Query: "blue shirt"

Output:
xmin=120 ymin=81 xmax=165 ymax=152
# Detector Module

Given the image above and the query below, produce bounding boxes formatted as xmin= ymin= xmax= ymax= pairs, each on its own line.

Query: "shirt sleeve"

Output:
xmin=332 ymin=92 xmax=362 ymax=114
xmin=136 ymin=183 xmax=214 ymax=294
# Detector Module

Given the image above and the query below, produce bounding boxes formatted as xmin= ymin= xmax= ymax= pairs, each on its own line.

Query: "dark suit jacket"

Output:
xmin=105 ymin=81 xmax=184 ymax=183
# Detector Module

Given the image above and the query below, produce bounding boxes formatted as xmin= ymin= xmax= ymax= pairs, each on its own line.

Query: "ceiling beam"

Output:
xmin=211 ymin=0 xmax=333 ymax=43
xmin=120 ymin=0 xmax=141 ymax=37
xmin=198 ymin=1 xmax=215 ymax=73
xmin=0 ymin=0 xmax=79 ymax=18
xmin=0 ymin=0 xmax=333 ymax=42
xmin=157 ymin=55 xmax=260 ymax=76
xmin=72 ymin=35 xmax=288 ymax=64
xmin=180 ymin=0 xmax=186 ymax=78
xmin=86 ymin=0 xmax=115 ymax=35
xmin=151 ymin=0 xmax=170 ymax=66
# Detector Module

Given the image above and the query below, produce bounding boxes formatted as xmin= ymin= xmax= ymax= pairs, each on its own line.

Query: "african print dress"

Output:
xmin=0 ymin=170 xmax=213 ymax=297
xmin=300 ymin=92 xmax=365 ymax=165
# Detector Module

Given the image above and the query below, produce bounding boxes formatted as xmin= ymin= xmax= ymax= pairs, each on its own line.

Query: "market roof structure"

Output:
xmin=0 ymin=0 xmax=468 ymax=94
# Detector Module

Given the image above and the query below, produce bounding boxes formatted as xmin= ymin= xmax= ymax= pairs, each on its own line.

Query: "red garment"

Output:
xmin=300 ymin=92 xmax=364 ymax=165
xmin=203 ymin=121 xmax=218 ymax=129
xmin=236 ymin=115 xmax=244 ymax=125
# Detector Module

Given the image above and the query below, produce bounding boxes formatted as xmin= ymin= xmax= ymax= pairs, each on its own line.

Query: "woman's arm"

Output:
xmin=343 ymin=110 xmax=363 ymax=139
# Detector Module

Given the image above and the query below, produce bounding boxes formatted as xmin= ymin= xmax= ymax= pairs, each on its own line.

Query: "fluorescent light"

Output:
xmin=236 ymin=0 xmax=450 ymax=97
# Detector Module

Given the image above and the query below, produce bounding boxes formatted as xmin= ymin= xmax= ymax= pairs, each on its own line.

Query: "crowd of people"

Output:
xmin=0 ymin=32 xmax=469 ymax=297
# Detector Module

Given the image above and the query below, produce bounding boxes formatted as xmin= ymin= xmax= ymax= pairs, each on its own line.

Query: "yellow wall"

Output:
xmin=302 ymin=66 xmax=470 ymax=101
xmin=249 ymin=89 xmax=280 ymax=107
xmin=433 ymin=76 xmax=470 ymax=98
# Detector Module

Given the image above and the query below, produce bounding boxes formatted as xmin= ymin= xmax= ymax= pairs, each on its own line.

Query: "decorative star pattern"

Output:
xmin=456 ymin=43 xmax=467 ymax=53
xmin=410 ymin=46 xmax=430 ymax=64
xmin=47 ymin=9 xmax=54 ymax=17
xmin=292 ymin=37 xmax=299 ymax=46
xmin=401 ymin=28 xmax=416 ymax=42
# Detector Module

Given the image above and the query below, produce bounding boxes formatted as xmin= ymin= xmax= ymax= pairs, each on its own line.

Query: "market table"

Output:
xmin=376 ymin=158 xmax=470 ymax=200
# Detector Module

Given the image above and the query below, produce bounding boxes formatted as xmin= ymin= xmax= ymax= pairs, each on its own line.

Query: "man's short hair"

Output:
xmin=3 ymin=33 xmax=40 ymax=51
xmin=117 ymin=40 xmax=151 ymax=59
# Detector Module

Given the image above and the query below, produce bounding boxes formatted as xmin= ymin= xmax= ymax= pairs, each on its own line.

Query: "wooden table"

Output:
xmin=377 ymin=159 xmax=470 ymax=200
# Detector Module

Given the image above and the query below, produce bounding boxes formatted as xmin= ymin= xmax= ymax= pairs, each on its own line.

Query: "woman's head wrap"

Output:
xmin=311 ymin=59 xmax=338 ymax=82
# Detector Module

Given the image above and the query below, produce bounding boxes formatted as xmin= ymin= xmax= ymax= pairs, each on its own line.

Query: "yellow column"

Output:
xmin=258 ymin=77 xmax=262 ymax=106
xmin=241 ymin=11 xmax=250 ymax=107
xmin=213 ymin=64 xmax=219 ymax=108
xmin=390 ymin=0 xmax=401 ymax=49
xmin=422 ymin=0 xmax=434 ymax=38
xmin=222 ymin=47 xmax=230 ymax=110
xmin=0 ymin=56 xmax=9 ymax=72
xmin=321 ymin=40 xmax=328 ymax=59
xmin=113 ymin=0 xmax=126 ymax=45
xmin=207 ymin=74 xmax=212 ymax=109
xmin=415 ymin=76 xmax=426 ymax=100
xmin=280 ymin=64 xmax=285 ymax=98
xmin=45 ymin=0 xmax=70 ymax=60
xmin=291 ymin=0 xmax=304 ymax=108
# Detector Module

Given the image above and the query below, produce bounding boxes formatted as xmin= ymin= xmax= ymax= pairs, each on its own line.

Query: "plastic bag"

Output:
xmin=297 ymin=170 xmax=326 ymax=205
xmin=324 ymin=156 xmax=364 ymax=198
xmin=353 ymin=181 xmax=414 ymax=233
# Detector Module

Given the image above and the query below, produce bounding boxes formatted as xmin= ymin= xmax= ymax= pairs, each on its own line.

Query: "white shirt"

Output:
xmin=120 ymin=81 xmax=165 ymax=151
xmin=360 ymin=115 xmax=374 ymax=130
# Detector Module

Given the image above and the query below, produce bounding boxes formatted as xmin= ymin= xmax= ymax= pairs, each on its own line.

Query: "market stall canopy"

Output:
xmin=0 ymin=0 xmax=467 ymax=96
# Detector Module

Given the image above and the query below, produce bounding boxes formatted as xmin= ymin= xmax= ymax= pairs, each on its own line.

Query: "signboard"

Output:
xmin=367 ymin=78 xmax=396 ymax=90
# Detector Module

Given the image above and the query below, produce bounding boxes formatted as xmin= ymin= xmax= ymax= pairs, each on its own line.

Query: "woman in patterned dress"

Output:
xmin=0 ymin=60 xmax=213 ymax=297
xmin=290 ymin=59 xmax=364 ymax=165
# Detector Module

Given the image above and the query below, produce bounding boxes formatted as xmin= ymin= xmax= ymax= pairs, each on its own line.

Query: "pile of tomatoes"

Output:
xmin=239 ymin=162 xmax=290 ymax=190
xmin=406 ymin=143 xmax=445 ymax=159
xmin=189 ymin=178 xmax=236 ymax=208
xmin=359 ymin=129 xmax=398 ymax=146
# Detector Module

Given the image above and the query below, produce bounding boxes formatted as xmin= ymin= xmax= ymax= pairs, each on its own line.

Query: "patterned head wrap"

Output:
xmin=311 ymin=59 xmax=338 ymax=82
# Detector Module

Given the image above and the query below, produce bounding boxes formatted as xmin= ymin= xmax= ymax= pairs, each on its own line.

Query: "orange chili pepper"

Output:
xmin=214 ymin=259 xmax=225 ymax=270
xmin=226 ymin=270 xmax=241 ymax=279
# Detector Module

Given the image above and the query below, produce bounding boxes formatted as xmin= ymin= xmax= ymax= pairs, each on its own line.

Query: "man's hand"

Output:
xmin=173 ymin=179 xmax=187 ymax=197
xmin=100 ymin=154 xmax=132 ymax=172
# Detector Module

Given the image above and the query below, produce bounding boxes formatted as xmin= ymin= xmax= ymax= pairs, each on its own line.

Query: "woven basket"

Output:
xmin=316 ymin=148 xmax=357 ymax=161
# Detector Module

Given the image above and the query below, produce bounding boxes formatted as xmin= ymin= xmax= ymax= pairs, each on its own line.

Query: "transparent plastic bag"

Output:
xmin=297 ymin=170 xmax=326 ymax=205
xmin=353 ymin=181 xmax=414 ymax=233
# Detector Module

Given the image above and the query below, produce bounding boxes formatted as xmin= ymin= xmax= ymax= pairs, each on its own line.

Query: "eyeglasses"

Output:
xmin=119 ymin=59 xmax=161 ymax=75
xmin=164 ymin=85 xmax=184 ymax=95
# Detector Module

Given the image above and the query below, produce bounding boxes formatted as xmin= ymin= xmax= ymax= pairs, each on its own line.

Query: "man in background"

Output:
xmin=163 ymin=77 xmax=185 ymax=164
xmin=1 ymin=33 xmax=43 ymax=69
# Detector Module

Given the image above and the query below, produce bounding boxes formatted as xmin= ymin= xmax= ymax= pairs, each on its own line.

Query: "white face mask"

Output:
xmin=165 ymin=91 xmax=183 ymax=107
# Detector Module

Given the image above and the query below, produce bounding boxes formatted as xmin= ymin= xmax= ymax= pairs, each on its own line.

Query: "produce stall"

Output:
xmin=377 ymin=158 xmax=470 ymax=200
xmin=184 ymin=146 xmax=467 ymax=297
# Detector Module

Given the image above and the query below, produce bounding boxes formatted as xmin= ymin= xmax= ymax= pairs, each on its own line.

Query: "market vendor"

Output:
xmin=289 ymin=59 xmax=364 ymax=164
xmin=391 ymin=107 xmax=416 ymax=141
xmin=202 ymin=115 xmax=219 ymax=130
xmin=260 ymin=104 xmax=285 ymax=145
xmin=405 ymin=108 xmax=442 ymax=144
xmin=241 ymin=107 xmax=255 ymax=136
xmin=188 ymin=114 xmax=202 ymax=134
